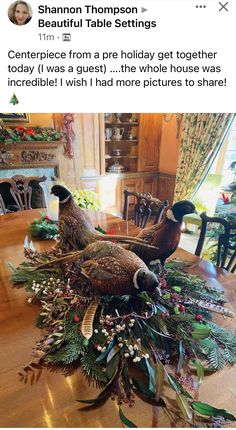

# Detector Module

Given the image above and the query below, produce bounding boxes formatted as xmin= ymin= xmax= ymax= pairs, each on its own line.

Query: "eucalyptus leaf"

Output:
xmin=190 ymin=360 xmax=204 ymax=386
xmin=77 ymin=393 xmax=108 ymax=405
xmin=176 ymin=393 xmax=193 ymax=420
xmin=107 ymin=345 xmax=120 ymax=363
xmin=145 ymin=358 xmax=155 ymax=393
xmin=132 ymin=378 xmax=165 ymax=406
xmin=106 ymin=352 xmax=120 ymax=380
xmin=119 ymin=406 xmax=138 ymax=428
xmin=142 ymin=320 xmax=172 ymax=339
xmin=155 ymin=362 xmax=164 ymax=401
xmin=192 ymin=401 xmax=236 ymax=420
xmin=167 ymin=374 xmax=193 ymax=399
xmin=96 ymin=338 xmax=115 ymax=363
xmin=176 ymin=341 xmax=185 ymax=373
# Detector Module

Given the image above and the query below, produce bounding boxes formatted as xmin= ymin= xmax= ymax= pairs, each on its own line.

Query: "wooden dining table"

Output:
xmin=0 ymin=209 xmax=236 ymax=428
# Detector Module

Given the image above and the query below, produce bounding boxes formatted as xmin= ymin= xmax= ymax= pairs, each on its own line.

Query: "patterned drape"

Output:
xmin=174 ymin=113 xmax=233 ymax=202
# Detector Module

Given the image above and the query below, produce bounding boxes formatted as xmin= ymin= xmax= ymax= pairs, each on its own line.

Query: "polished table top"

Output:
xmin=0 ymin=209 xmax=236 ymax=428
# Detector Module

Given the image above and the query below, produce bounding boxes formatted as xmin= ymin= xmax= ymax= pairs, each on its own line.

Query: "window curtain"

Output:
xmin=173 ymin=113 xmax=234 ymax=202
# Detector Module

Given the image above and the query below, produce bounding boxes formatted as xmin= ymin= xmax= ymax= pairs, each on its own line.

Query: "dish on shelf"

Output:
xmin=107 ymin=161 xmax=125 ymax=173
xmin=112 ymin=148 xmax=122 ymax=156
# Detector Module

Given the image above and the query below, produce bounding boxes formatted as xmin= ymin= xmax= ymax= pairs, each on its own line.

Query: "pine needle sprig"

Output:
xmin=80 ymin=352 xmax=108 ymax=387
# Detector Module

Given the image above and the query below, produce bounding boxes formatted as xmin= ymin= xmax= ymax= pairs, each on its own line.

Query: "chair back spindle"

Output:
xmin=195 ymin=212 xmax=236 ymax=273
xmin=123 ymin=188 xmax=168 ymax=228
xmin=0 ymin=175 xmax=46 ymax=212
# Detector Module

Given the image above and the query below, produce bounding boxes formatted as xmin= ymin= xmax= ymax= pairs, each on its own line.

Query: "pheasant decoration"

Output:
xmin=131 ymin=200 xmax=196 ymax=265
xmin=51 ymin=185 xmax=158 ymax=253
xmin=35 ymin=241 xmax=160 ymax=296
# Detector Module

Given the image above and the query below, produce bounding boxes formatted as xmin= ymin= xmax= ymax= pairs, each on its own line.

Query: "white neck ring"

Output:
xmin=60 ymin=195 xmax=71 ymax=204
xmin=166 ymin=209 xmax=179 ymax=223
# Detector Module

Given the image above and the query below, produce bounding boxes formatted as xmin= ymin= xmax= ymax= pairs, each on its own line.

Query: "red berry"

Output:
xmin=178 ymin=304 xmax=186 ymax=312
xmin=160 ymin=280 xmax=167 ymax=289
xmin=73 ymin=315 xmax=80 ymax=322
xmin=195 ymin=314 xmax=202 ymax=321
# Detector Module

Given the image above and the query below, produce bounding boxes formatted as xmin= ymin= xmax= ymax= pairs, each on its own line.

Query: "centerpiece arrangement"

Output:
xmin=8 ymin=187 xmax=236 ymax=427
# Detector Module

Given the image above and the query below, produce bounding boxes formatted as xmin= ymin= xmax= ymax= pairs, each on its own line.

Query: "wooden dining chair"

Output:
xmin=195 ymin=212 xmax=236 ymax=273
xmin=0 ymin=192 xmax=7 ymax=214
xmin=123 ymin=188 xmax=169 ymax=228
xmin=0 ymin=175 xmax=46 ymax=212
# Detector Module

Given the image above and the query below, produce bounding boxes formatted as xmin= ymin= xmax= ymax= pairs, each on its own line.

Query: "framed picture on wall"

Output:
xmin=0 ymin=113 xmax=30 ymax=122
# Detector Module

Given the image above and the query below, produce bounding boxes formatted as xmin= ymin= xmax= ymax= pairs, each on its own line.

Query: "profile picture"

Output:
xmin=8 ymin=1 xmax=32 ymax=25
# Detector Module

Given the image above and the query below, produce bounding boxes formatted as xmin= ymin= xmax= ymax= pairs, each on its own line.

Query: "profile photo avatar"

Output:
xmin=8 ymin=1 xmax=32 ymax=25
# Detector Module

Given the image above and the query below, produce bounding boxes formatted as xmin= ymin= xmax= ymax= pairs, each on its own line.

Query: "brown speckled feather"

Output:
xmin=78 ymin=241 xmax=147 ymax=295
xmin=80 ymin=256 xmax=136 ymax=294
xmin=37 ymin=241 xmax=149 ymax=295
xmin=131 ymin=216 xmax=182 ymax=264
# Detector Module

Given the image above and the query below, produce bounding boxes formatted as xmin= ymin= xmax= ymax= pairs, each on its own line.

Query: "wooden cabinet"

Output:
xmin=138 ymin=114 xmax=162 ymax=172
xmin=120 ymin=177 xmax=141 ymax=217
xmin=102 ymin=113 xmax=162 ymax=176
xmin=140 ymin=175 xmax=158 ymax=196
xmin=104 ymin=113 xmax=140 ymax=174
xmin=79 ymin=113 xmax=172 ymax=216
xmin=157 ymin=173 xmax=176 ymax=205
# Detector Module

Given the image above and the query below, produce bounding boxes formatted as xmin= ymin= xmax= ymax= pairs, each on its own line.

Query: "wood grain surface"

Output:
xmin=0 ymin=209 xmax=236 ymax=428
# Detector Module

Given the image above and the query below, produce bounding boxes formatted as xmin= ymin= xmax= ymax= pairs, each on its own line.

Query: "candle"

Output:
xmin=47 ymin=196 xmax=59 ymax=221
xmin=44 ymin=183 xmax=59 ymax=221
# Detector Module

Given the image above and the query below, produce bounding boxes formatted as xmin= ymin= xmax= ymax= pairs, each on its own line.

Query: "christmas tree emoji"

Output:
xmin=10 ymin=93 xmax=19 ymax=105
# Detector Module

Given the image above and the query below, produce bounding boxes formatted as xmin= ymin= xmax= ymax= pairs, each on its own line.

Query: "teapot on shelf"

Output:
xmin=113 ymin=127 xmax=124 ymax=141
xmin=107 ymin=161 xmax=125 ymax=173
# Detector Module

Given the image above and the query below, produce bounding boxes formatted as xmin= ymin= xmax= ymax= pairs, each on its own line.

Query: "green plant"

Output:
xmin=72 ymin=189 xmax=101 ymax=211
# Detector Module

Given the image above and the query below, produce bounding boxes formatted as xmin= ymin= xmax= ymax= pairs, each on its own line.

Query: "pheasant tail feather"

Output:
xmin=81 ymin=300 xmax=100 ymax=339
xmin=190 ymin=299 xmax=235 ymax=319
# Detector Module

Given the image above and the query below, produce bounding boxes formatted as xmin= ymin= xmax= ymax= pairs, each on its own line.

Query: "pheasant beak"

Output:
xmin=194 ymin=209 xmax=198 ymax=214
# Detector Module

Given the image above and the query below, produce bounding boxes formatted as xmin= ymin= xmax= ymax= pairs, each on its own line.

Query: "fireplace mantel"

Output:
xmin=0 ymin=141 xmax=64 ymax=170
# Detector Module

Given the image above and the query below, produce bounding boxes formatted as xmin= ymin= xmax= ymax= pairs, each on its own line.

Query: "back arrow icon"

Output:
xmin=141 ymin=7 xmax=148 ymax=12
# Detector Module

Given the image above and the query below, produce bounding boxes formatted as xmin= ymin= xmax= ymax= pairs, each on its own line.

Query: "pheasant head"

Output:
xmin=133 ymin=268 xmax=160 ymax=295
xmin=51 ymin=185 xmax=72 ymax=203
xmin=168 ymin=200 xmax=196 ymax=223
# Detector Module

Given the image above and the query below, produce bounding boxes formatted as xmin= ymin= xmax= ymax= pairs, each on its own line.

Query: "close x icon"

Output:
xmin=218 ymin=2 xmax=229 ymax=12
